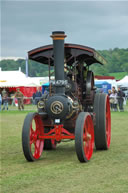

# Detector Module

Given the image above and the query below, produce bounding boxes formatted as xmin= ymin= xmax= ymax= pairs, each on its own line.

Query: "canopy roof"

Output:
xmin=28 ymin=43 xmax=107 ymax=66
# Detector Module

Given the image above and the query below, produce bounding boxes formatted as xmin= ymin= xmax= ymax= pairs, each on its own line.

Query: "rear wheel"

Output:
xmin=44 ymin=128 xmax=56 ymax=150
xmin=75 ymin=112 xmax=94 ymax=162
xmin=94 ymin=93 xmax=111 ymax=150
xmin=22 ymin=113 xmax=44 ymax=161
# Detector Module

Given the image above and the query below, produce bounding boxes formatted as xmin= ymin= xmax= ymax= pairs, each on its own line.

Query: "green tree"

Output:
xmin=0 ymin=48 xmax=128 ymax=76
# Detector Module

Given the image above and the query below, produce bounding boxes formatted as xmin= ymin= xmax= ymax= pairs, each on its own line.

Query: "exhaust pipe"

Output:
xmin=46 ymin=31 xmax=70 ymax=121
xmin=51 ymin=31 xmax=67 ymax=94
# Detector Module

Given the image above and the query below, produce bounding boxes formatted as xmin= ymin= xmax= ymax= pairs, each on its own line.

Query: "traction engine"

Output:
xmin=22 ymin=31 xmax=111 ymax=162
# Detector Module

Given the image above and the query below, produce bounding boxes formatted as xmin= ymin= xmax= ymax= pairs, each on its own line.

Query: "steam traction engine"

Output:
xmin=22 ymin=31 xmax=111 ymax=162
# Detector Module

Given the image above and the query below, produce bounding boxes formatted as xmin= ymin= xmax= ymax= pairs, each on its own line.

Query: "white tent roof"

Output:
xmin=117 ymin=75 xmax=128 ymax=87
xmin=0 ymin=70 xmax=26 ymax=80
xmin=0 ymin=70 xmax=42 ymax=87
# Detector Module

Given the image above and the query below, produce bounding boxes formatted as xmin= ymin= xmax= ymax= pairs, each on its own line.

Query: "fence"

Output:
xmin=0 ymin=97 xmax=40 ymax=111
xmin=0 ymin=96 xmax=128 ymax=112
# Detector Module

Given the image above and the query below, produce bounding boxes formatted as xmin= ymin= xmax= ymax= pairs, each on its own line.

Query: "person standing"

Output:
xmin=117 ymin=87 xmax=125 ymax=112
xmin=110 ymin=87 xmax=118 ymax=111
xmin=15 ymin=88 xmax=24 ymax=110
xmin=108 ymin=90 xmax=113 ymax=110
xmin=11 ymin=93 xmax=15 ymax=106
xmin=35 ymin=87 xmax=42 ymax=105
xmin=2 ymin=88 xmax=9 ymax=110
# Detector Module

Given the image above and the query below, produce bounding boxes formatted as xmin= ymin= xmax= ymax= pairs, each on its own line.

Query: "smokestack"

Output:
xmin=51 ymin=31 xmax=67 ymax=94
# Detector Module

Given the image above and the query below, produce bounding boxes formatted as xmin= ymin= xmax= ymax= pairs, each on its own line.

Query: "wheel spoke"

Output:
xmin=84 ymin=141 xmax=89 ymax=154
xmin=30 ymin=138 xmax=35 ymax=145
xmin=30 ymin=125 xmax=34 ymax=135
xmin=34 ymin=140 xmax=40 ymax=157
xmin=32 ymin=117 xmax=44 ymax=159
xmin=84 ymin=132 xmax=90 ymax=155
xmin=83 ymin=115 xmax=94 ymax=160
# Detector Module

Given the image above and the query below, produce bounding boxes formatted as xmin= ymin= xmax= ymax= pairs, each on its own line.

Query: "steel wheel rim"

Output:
xmin=83 ymin=115 xmax=94 ymax=160
xmin=106 ymin=97 xmax=111 ymax=148
xmin=30 ymin=115 xmax=44 ymax=159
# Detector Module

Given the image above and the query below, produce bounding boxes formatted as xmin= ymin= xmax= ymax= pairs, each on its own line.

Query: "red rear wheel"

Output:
xmin=75 ymin=112 xmax=94 ymax=162
xmin=94 ymin=93 xmax=111 ymax=150
xmin=22 ymin=113 xmax=44 ymax=161
xmin=106 ymin=96 xmax=111 ymax=148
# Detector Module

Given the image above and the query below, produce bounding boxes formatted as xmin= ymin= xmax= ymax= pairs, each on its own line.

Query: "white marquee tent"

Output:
xmin=117 ymin=76 xmax=128 ymax=88
xmin=0 ymin=70 xmax=48 ymax=87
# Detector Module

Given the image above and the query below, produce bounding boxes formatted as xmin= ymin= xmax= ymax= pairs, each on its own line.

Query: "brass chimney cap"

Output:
xmin=51 ymin=31 xmax=67 ymax=40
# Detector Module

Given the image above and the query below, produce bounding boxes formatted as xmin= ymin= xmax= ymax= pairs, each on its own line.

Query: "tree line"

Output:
xmin=0 ymin=48 xmax=128 ymax=77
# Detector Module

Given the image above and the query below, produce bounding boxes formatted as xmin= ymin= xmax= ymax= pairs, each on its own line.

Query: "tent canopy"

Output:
xmin=42 ymin=82 xmax=49 ymax=94
xmin=117 ymin=76 xmax=128 ymax=87
xmin=43 ymin=82 xmax=49 ymax=86
xmin=95 ymin=80 xmax=111 ymax=85
xmin=0 ymin=70 xmax=41 ymax=87
xmin=95 ymin=80 xmax=111 ymax=93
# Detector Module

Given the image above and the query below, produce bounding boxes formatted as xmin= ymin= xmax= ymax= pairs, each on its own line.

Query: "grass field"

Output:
xmin=0 ymin=107 xmax=128 ymax=193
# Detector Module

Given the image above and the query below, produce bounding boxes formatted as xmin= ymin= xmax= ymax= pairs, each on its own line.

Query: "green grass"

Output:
xmin=1 ymin=109 xmax=128 ymax=193
xmin=1 ymin=104 xmax=37 ymax=112
xmin=109 ymin=72 xmax=128 ymax=80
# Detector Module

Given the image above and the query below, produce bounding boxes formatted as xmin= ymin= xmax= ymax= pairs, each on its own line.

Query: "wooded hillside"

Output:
xmin=0 ymin=48 xmax=128 ymax=77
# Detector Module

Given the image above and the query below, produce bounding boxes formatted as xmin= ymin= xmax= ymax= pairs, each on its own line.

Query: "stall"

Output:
xmin=0 ymin=70 xmax=40 ymax=104
xmin=95 ymin=80 xmax=111 ymax=93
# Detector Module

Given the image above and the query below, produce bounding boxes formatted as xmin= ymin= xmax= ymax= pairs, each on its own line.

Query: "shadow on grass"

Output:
xmin=21 ymin=142 xmax=112 ymax=165
xmin=40 ymin=142 xmax=76 ymax=163
xmin=20 ymin=141 xmax=77 ymax=165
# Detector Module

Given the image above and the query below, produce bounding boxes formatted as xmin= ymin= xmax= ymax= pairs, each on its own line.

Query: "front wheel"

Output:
xmin=75 ymin=112 xmax=94 ymax=162
xmin=22 ymin=113 xmax=44 ymax=161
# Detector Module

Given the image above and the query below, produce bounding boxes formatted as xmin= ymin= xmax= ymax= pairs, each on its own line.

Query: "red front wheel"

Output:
xmin=75 ymin=112 xmax=94 ymax=162
xmin=22 ymin=113 xmax=44 ymax=161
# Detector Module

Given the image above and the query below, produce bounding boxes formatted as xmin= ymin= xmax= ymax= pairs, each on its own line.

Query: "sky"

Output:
xmin=1 ymin=0 xmax=128 ymax=58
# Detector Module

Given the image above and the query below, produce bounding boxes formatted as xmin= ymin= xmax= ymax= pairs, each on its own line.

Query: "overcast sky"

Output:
xmin=1 ymin=0 xmax=128 ymax=58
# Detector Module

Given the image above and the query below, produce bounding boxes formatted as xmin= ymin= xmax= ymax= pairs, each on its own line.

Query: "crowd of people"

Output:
xmin=0 ymin=87 xmax=43 ymax=111
xmin=0 ymin=86 xmax=126 ymax=112
xmin=108 ymin=86 xmax=125 ymax=112
xmin=0 ymin=88 xmax=24 ymax=111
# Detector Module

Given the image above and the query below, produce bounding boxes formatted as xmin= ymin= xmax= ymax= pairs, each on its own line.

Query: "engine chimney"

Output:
xmin=51 ymin=31 xmax=67 ymax=94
